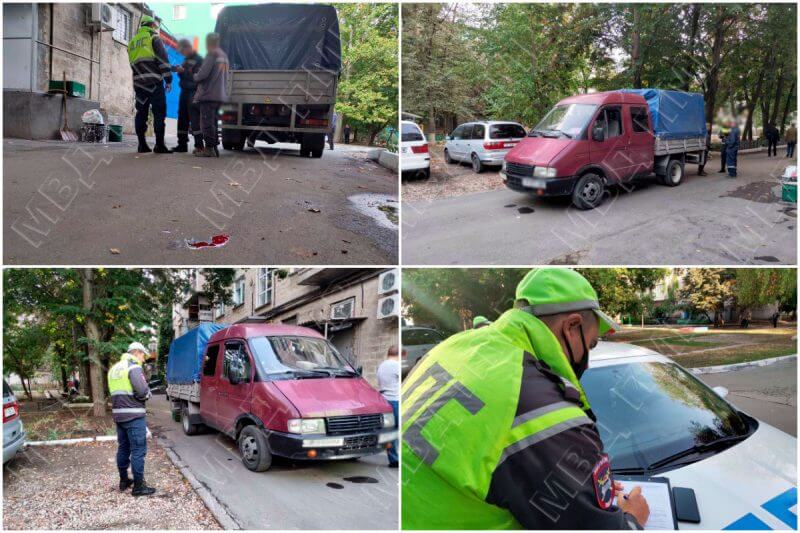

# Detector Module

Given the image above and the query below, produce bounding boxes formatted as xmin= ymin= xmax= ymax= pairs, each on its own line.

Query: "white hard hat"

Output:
xmin=128 ymin=342 xmax=148 ymax=354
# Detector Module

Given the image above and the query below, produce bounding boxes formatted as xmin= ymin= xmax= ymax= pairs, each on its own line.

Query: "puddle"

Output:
xmin=348 ymin=193 xmax=398 ymax=230
xmin=754 ymin=255 xmax=780 ymax=263
xmin=517 ymin=206 xmax=534 ymax=214
xmin=343 ymin=476 xmax=379 ymax=484
xmin=721 ymin=181 xmax=779 ymax=203
xmin=326 ymin=482 xmax=344 ymax=489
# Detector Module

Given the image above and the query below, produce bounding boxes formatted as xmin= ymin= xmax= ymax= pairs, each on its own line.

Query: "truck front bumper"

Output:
xmin=502 ymin=171 xmax=578 ymax=196
xmin=265 ymin=428 xmax=398 ymax=460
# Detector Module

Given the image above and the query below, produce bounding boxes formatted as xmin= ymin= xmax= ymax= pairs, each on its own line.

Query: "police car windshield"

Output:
xmin=582 ymin=362 xmax=750 ymax=473
xmin=249 ymin=336 xmax=357 ymax=378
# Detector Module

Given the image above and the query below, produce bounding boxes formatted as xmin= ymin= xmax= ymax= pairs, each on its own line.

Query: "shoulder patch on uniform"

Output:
xmin=592 ymin=454 xmax=614 ymax=510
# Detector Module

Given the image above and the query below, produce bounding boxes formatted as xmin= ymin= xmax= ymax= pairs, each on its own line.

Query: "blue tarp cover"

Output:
xmin=619 ymin=89 xmax=706 ymax=139
xmin=166 ymin=323 xmax=228 ymax=384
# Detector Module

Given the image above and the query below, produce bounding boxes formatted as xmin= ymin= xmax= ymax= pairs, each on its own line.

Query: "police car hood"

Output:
xmin=657 ymin=421 xmax=797 ymax=529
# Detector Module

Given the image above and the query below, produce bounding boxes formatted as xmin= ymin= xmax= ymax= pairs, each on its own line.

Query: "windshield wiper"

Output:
xmin=267 ymin=369 xmax=331 ymax=379
xmin=316 ymin=366 xmax=358 ymax=377
xmin=614 ymin=434 xmax=750 ymax=475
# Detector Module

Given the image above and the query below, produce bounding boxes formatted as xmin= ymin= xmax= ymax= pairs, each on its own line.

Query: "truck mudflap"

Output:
xmin=264 ymin=428 xmax=398 ymax=460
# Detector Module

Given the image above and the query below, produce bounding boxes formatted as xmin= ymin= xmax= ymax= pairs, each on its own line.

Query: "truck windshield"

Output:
xmin=531 ymin=103 xmax=597 ymax=138
xmin=582 ymin=361 xmax=751 ymax=474
xmin=249 ymin=335 xmax=357 ymax=378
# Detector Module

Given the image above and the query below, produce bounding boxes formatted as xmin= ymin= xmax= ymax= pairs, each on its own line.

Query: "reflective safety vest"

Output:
xmin=401 ymin=308 xmax=592 ymax=530
xmin=107 ymin=353 xmax=146 ymax=416
xmin=127 ymin=26 xmax=156 ymax=65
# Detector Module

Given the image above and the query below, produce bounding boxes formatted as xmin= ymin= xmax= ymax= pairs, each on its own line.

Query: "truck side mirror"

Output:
xmin=592 ymin=124 xmax=605 ymax=142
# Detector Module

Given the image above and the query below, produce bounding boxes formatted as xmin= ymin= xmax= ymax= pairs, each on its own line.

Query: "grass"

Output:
xmin=671 ymin=343 xmax=797 ymax=368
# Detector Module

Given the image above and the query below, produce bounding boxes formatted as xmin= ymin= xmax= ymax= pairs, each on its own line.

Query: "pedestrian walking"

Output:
xmin=765 ymin=123 xmax=779 ymax=157
xmin=698 ymin=122 xmax=711 ymax=176
xmin=377 ymin=346 xmax=400 ymax=468
xmin=171 ymin=39 xmax=203 ymax=153
xmin=108 ymin=342 xmax=154 ymax=497
xmin=786 ymin=123 xmax=797 ymax=158
xmin=191 ymin=33 xmax=229 ymax=157
xmin=128 ymin=15 xmax=173 ymax=154
xmin=726 ymin=121 xmax=741 ymax=178
xmin=343 ymin=123 xmax=351 ymax=144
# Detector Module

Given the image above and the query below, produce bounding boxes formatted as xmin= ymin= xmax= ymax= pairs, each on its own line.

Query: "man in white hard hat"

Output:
xmin=107 ymin=342 xmax=154 ymax=496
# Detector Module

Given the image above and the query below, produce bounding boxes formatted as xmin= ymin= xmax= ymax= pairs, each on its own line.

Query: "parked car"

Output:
xmin=444 ymin=121 xmax=526 ymax=173
xmin=3 ymin=380 xmax=26 ymax=464
xmin=401 ymin=121 xmax=430 ymax=179
xmin=401 ymin=326 xmax=446 ymax=377
xmin=502 ymin=89 xmax=707 ymax=209
xmin=166 ymin=324 xmax=396 ymax=472
xmin=217 ymin=4 xmax=340 ymax=157
xmin=586 ymin=341 xmax=796 ymax=529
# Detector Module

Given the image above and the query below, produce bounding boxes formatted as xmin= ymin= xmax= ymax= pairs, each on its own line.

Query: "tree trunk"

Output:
xmin=769 ymin=66 xmax=786 ymax=127
xmin=682 ymin=4 xmax=701 ymax=92
xmin=631 ymin=7 xmax=642 ymax=88
xmin=59 ymin=363 xmax=68 ymax=393
xmin=20 ymin=377 xmax=32 ymax=400
xmin=704 ymin=6 xmax=728 ymax=124
xmin=780 ymin=81 xmax=795 ymax=134
xmin=81 ymin=269 xmax=106 ymax=417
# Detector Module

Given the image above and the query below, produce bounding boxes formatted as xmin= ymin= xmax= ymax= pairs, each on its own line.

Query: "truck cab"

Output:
xmin=169 ymin=324 xmax=395 ymax=472
xmin=502 ymin=90 xmax=706 ymax=209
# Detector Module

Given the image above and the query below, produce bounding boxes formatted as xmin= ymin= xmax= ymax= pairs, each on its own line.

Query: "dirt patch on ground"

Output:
xmin=19 ymin=405 xmax=116 ymax=441
xmin=610 ymin=326 xmax=796 ymax=367
xmin=3 ymin=441 xmax=220 ymax=530
xmin=720 ymin=180 xmax=780 ymax=203
xmin=402 ymin=145 xmax=507 ymax=201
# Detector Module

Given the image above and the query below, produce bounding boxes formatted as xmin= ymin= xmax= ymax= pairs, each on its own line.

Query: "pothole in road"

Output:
xmin=348 ymin=194 xmax=398 ymax=230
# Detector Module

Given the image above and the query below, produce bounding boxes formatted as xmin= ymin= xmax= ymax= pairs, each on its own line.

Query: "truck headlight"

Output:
xmin=533 ymin=167 xmax=557 ymax=178
xmin=288 ymin=418 xmax=325 ymax=434
xmin=382 ymin=412 xmax=396 ymax=428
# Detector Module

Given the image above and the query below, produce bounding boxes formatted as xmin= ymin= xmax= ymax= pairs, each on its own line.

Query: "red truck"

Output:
xmin=501 ymin=89 xmax=707 ymax=209
xmin=166 ymin=323 xmax=396 ymax=472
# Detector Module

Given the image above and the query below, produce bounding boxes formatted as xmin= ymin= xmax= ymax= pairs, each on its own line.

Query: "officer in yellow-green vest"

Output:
xmin=128 ymin=15 xmax=173 ymax=154
xmin=402 ymin=268 xmax=650 ymax=529
xmin=108 ymin=342 xmax=154 ymax=497
xmin=472 ymin=315 xmax=491 ymax=329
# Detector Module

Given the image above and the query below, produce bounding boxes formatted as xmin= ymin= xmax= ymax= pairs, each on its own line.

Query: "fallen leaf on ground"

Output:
xmin=308 ymin=208 xmax=321 ymax=213
xmin=109 ymin=248 xmax=120 ymax=254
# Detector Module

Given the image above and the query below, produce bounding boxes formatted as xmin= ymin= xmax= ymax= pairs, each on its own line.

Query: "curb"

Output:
xmin=160 ymin=441 xmax=242 ymax=530
xmin=689 ymin=354 xmax=797 ymax=375
xmin=26 ymin=430 xmax=153 ymax=446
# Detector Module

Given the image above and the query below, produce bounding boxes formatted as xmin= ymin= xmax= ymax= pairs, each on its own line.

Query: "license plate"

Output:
xmin=505 ymin=142 xmax=517 ymax=148
xmin=4 ymin=406 xmax=16 ymax=418
xmin=522 ymin=177 xmax=545 ymax=189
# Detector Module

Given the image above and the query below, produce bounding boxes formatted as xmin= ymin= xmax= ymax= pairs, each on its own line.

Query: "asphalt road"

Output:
xmin=698 ymin=357 xmax=797 ymax=436
xmin=4 ymin=137 xmax=397 ymax=265
xmin=403 ymin=151 xmax=796 ymax=265
xmin=147 ymin=395 xmax=398 ymax=530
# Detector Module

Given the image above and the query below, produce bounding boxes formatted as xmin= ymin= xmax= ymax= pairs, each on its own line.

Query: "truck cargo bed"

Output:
xmin=654 ymin=135 xmax=706 ymax=156
xmin=227 ymin=70 xmax=337 ymax=106
xmin=167 ymin=382 xmax=201 ymax=403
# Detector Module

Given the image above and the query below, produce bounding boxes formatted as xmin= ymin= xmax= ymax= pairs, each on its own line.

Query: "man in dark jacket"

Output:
xmin=191 ymin=33 xmax=229 ymax=157
xmin=726 ymin=121 xmax=741 ymax=178
xmin=765 ymin=123 xmax=779 ymax=157
xmin=718 ymin=128 xmax=728 ymax=173
xmin=108 ymin=342 xmax=154 ymax=496
xmin=171 ymin=39 xmax=203 ymax=153
xmin=127 ymin=15 xmax=173 ymax=154
xmin=698 ymin=122 xmax=712 ymax=176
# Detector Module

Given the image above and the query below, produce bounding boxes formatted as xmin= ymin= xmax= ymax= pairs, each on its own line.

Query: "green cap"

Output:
xmin=515 ymin=268 xmax=619 ymax=335
xmin=472 ymin=315 xmax=490 ymax=328
xmin=140 ymin=14 xmax=155 ymax=26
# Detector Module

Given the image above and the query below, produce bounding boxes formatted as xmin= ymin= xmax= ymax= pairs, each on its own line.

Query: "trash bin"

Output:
xmin=108 ymin=125 xmax=123 ymax=142
xmin=782 ymin=181 xmax=797 ymax=203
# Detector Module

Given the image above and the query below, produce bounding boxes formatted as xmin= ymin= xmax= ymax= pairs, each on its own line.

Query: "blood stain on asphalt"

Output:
xmin=326 ymin=483 xmax=344 ymax=489
xmin=504 ymin=204 xmax=516 ymax=208
xmin=343 ymin=476 xmax=379 ymax=484
xmin=517 ymin=207 xmax=534 ymax=214
xmin=754 ymin=255 xmax=780 ymax=262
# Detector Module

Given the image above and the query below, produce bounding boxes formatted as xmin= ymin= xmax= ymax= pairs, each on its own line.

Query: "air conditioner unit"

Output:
xmin=377 ymin=294 xmax=400 ymax=320
xmin=89 ymin=4 xmax=115 ymax=30
xmin=378 ymin=269 xmax=399 ymax=295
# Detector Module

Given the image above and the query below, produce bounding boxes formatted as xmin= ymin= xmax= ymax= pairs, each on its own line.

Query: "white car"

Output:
xmin=401 ymin=326 xmax=445 ymax=377
xmin=444 ymin=121 xmax=526 ymax=173
xmin=401 ymin=120 xmax=430 ymax=179
xmin=585 ymin=341 xmax=797 ymax=530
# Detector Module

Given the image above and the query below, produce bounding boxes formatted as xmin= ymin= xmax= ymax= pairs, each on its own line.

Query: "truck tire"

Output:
xmin=471 ymin=154 xmax=484 ymax=173
xmin=572 ymin=173 xmax=605 ymax=210
xmin=307 ymin=133 xmax=325 ymax=158
xmin=661 ymin=158 xmax=684 ymax=187
xmin=181 ymin=406 xmax=201 ymax=436
xmin=238 ymin=425 xmax=272 ymax=472
xmin=221 ymin=129 xmax=245 ymax=151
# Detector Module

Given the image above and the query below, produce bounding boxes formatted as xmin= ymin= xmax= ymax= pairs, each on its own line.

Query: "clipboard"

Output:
xmin=615 ymin=475 xmax=679 ymax=530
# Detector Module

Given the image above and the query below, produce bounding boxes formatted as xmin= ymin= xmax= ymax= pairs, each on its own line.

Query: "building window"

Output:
xmin=233 ymin=278 xmax=245 ymax=307
xmin=173 ymin=4 xmax=187 ymax=20
xmin=211 ymin=3 xmax=225 ymax=19
xmin=331 ymin=297 xmax=355 ymax=320
xmin=113 ymin=7 xmax=132 ymax=44
xmin=257 ymin=268 xmax=273 ymax=308
xmin=215 ymin=300 xmax=225 ymax=318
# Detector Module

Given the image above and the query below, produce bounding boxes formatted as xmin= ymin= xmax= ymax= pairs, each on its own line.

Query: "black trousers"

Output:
xmin=719 ymin=147 xmax=727 ymax=171
xmin=767 ymin=139 xmax=777 ymax=156
xmin=177 ymin=89 xmax=197 ymax=146
xmin=191 ymin=101 xmax=221 ymax=147
xmin=134 ymin=83 xmax=166 ymax=144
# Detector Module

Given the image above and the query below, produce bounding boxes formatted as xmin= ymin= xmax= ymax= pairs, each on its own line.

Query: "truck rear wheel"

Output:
xmin=221 ymin=129 xmax=245 ymax=151
xmin=572 ymin=173 xmax=605 ymax=210
xmin=181 ymin=406 xmax=201 ymax=436
xmin=661 ymin=159 xmax=684 ymax=187
xmin=238 ymin=426 xmax=272 ymax=472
